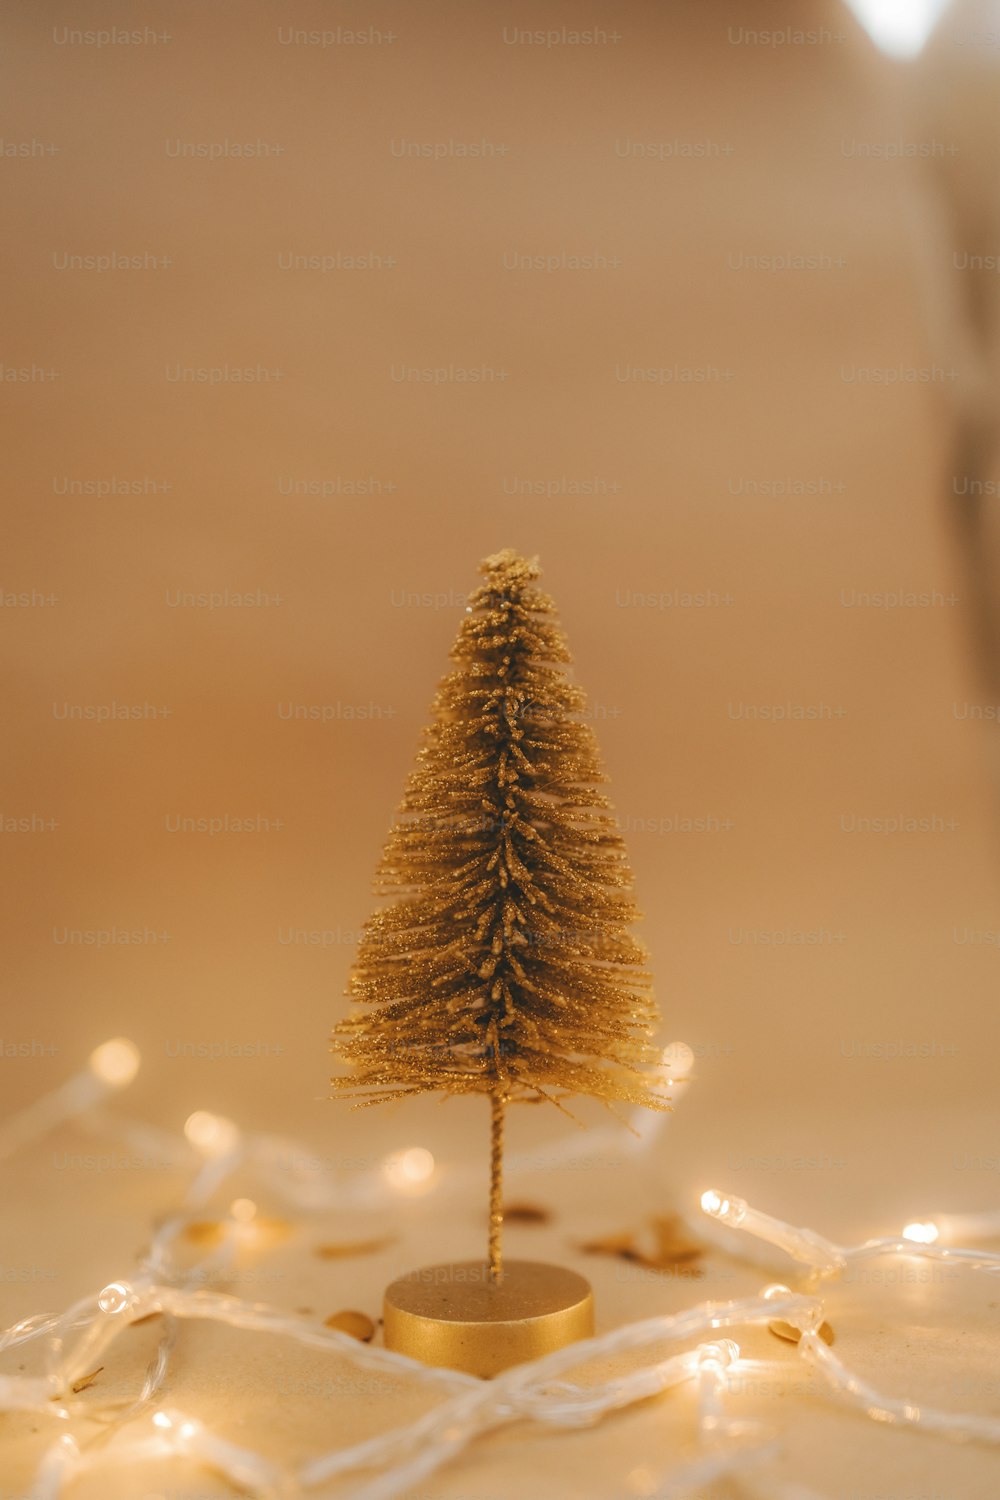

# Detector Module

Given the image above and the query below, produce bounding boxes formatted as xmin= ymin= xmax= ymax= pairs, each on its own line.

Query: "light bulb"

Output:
xmin=152 ymin=1408 xmax=198 ymax=1443
xmin=697 ymin=1339 xmax=740 ymax=1371
xmin=184 ymin=1111 xmax=240 ymax=1158
xmin=97 ymin=1281 xmax=132 ymax=1314
xmin=902 ymin=1220 xmax=939 ymax=1245
xmin=700 ymin=1188 xmax=748 ymax=1227
xmin=381 ymin=1146 xmax=435 ymax=1192
xmin=661 ymin=1041 xmax=694 ymax=1078
xmin=88 ymin=1038 xmax=141 ymax=1088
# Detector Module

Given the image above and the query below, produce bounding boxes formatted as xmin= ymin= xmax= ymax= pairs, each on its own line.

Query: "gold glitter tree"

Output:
xmin=331 ymin=549 xmax=666 ymax=1283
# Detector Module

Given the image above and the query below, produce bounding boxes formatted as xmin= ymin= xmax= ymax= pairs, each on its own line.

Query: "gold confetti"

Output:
xmin=581 ymin=1214 xmax=704 ymax=1274
xmin=182 ymin=1221 xmax=225 ymax=1246
xmin=315 ymin=1237 xmax=395 ymax=1260
xmin=580 ymin=1229 xmax=637 ymax=1258
xmin=183 ymin=1216 xmax=291 ymax=1247
xmin=324 ymin=1310 xmax=376 ymax=1342
xmin=504 ymin=1202 xmax=551 ymax=1225
xmin=648 ymin=1214 xmax=704 ymax=1265
xmin=70 ymin=1367 xmax=103 ymax=1394
xmin=769 ymin=1319 xmax=835 ymax=1347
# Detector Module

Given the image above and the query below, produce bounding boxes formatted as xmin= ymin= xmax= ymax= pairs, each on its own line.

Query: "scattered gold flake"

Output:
xmin=580 ymin=1214 xmax=705 ymax=1275
xmin=648 ymin=1214 xmax=704 ymax=1264
xmin=324 ymin=1310 xmax=376 ymax=1342
xmin=183 ymin=1222 xmax=225 ymax=1247
xmin=504 ymin=1202 xmax=550 ymax=1225
xmin=580 ymin=1229 xmax=636 ymax=1258
xmin=251 ymin=1216 xmax=293 ymax=1244
xmin=182 ymin=1216 xmax=291 ymax=1247
xmin=315 ymin=1237 xmax=395 ymax=1260
xmin=70 ymin=1367 xmax=103 ymax=1394
xmin=769 ymin=1319 xmax=834 ymax=1347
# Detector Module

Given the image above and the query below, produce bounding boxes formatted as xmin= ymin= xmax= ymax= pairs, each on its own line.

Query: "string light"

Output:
xmin=380 ymin=1146 xmax=436 ymax=1193
xmin=97 ymin=1281 xmax=133 ymax=1315
xmin=660 ymin=1040 xmax=694 ymax=1081
xmin=902 ymin=1220 xmax=940 ymax=1245
xmin=903 ymin=1209 xmax=1000 ymax=1245
xmin=184 ymin=1110 xmax=241 ymax=1159
xmin=701 ymin=1187 xmax=1000 ymax=1278
xmin=88 ymin=1037 xmax=141 ymax=1089
xmin=4 ymin=1050 xmax=1000 ymax=1499
xmin=700 ymin=1188 xmax=846 ymax=1271
xmin=0 ymin=1036 xmax=142 ymax=1161
xmin=152 ymin=1408 xmax=200 ymax=1444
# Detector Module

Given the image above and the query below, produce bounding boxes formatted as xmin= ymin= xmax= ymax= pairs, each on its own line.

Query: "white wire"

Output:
xmin=3 ymin=1074 xmax=1000 ymax=1498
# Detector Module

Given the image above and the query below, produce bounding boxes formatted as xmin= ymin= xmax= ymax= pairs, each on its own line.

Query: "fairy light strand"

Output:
xmin=3 ymin=1050 xmax=1000 ymax=1498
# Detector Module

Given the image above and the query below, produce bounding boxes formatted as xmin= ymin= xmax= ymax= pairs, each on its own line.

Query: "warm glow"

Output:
xmin=699 ymin=1189 xmax=748 ymax=1228
xmin=88 ymin=1037 xmax=141 ymax=1088
xmin=153 ymin=1408 xmax=198 ymax=1441
xmin=842 ymin=0 xmax=949 ymax=57
xmin=230 ymin=1197 xmax=257 ymax=1223
xmin=697 ymin=1339 xmax=740 ymax=1370
xmin=661 ymin=1041 xmax=694 ymax=1079
xmin=902 ymin=1220 xmax=940 ymax=1245
xmin=381 ymin=1146 xmax=436 ymax=1192
xmin=97 ymin=1281 xmax=131 ymax=1314
xmin=184 ymin=1111 xmax=241 ymax=1158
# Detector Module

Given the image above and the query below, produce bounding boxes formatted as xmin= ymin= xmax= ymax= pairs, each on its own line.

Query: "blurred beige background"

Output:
xmin=4 ymin=1 xmax=1000 ymax=1494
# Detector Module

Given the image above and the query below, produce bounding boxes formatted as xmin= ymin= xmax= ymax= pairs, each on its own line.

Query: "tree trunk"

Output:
xmin=488 ymin=1092 xmax=505 ymax=1284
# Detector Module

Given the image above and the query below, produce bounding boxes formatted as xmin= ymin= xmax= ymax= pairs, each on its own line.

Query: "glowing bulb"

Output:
xmin=88 ymin=1037 xmax=141 ymax=1088
xmin=661 ymin=1041 xmax=694 ymax=1078
xmin=153 ymin=1408 xmax=198 ymax=1442
xmin=627 ymin=1465 xmax=658 ymax=1496
xmin=381 ymin=1146 xmax=436 ymax=1192
xmin=184 ymin=1110 xmax=240 ymax=1158
xmin=98 ymin=1281 xmax=132 ymax=1314
xmin=699 ymin=1188 xmax=748 ymax=1227
xmin=697 ymin=1339 xmax=740 ymax=1371
xmin=902 ymin=1220 xmax=939 ymax=1245
xmin=230 ymin=1197 xmax=257 ymax=1224
xmin=842 ymin=0 xmax=949 ymax=59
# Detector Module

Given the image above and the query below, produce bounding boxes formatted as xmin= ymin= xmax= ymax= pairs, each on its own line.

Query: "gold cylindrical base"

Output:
xmin=383 ymin=1259 xmax=594 ymax=1378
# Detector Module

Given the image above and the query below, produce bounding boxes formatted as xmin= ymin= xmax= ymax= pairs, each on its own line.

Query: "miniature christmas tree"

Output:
xmin=332 ymin=549 xmax=666 ymax=1311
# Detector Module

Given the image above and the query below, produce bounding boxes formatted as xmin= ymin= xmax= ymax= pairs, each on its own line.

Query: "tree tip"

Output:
xmin=479 ymin=549 xmax=541 ymax=586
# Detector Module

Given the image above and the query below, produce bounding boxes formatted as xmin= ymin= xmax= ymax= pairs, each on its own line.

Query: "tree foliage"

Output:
xmin=331 ymin=549 xmax=665 ymax=1115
